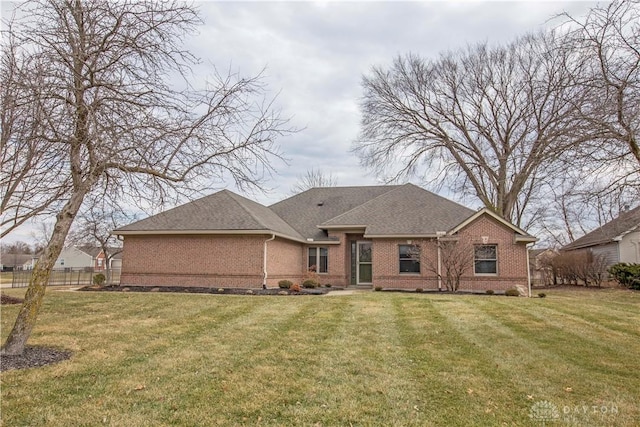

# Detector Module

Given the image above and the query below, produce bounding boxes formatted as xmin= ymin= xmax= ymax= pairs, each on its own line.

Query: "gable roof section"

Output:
xmin=114 ymin=190 xmax=304 ymax=241
xmin=562 ymin=205 xmax=640 ymax=251
xmin=321 ymin=183 xmax=475 ymax=237
xmin=76 ymin=246 xmax=102 ymax=258
xmin=270 ymin=185 xmax=399 ymax=240
xmin=449 ymin=208 xmax=537 ymax=243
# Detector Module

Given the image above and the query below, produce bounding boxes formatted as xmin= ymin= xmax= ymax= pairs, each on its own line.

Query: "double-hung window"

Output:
xmin=399 ymin=244 xmax=420 ymax=273
xmin=474 ymin=245 xmax=497 ymax=274
xmin=308 ymin=247 xmax=328 ymax=273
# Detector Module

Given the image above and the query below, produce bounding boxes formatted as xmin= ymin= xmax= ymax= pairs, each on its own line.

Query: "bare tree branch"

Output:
xmin=353 ymin=32 xmax=590 ymax=226
xmin=1 ymin=0 xmax=294 ymax=355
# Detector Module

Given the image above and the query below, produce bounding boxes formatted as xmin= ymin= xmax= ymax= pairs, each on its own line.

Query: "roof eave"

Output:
xmin=363 ymin=233 xmax=440 ymax=239
xmin=515 ymin=236 xmax=538 ymax=243
xmin=451 ymin=208 xmax=537 ymax=242
xmin=319 ymin=224 xmax=368 ymax=230
xmin=112 ymin=229 xmax=307 ymax=243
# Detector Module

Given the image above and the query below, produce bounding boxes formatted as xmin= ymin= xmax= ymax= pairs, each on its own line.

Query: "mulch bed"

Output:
xmin=78 ymin=284 xmax=330 ymax=295
xmin=1 ymin=293 xmax=25 ymax=305
xmin=1 ymin=346 xmax=72 ymax=372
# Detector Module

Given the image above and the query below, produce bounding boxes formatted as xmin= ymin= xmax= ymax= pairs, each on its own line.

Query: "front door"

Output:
xmin=357 ymin=242 xmax=372 ymax=285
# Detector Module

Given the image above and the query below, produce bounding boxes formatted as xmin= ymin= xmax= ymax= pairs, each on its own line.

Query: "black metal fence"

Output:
xmin=11 ymin=268 xmax=121 ymax=288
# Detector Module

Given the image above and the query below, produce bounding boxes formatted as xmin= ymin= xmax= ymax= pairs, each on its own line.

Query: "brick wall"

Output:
xmin=120 ymin=234 xmax=266 ymax=288
xmin=457 ymin=216 xmax=529 ymax=291
xmin=372 ymin=239 xmax=440 ymax=290
xmin=369 ymin=215 xmax=529 ymax=291
xmin=265 ymin=238 xmax=304 ymax=286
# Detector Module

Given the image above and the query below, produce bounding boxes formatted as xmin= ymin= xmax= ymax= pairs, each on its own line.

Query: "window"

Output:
xmin=474 ymin=245 xmax=497 ymax=274
xmin=308 ymin=247 xmax=328 ymax=273
xmin=399 ymin=244 xmax=420 ymax=273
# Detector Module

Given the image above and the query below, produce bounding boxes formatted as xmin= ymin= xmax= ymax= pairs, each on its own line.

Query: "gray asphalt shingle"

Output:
xmin=562 ymin=205 xmax=640 ymax=250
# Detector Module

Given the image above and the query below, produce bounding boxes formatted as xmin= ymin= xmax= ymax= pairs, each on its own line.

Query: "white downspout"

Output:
xmin=526 ymin=243 xmax=532 ymax=298
xmin=436 ymin=231 xmax=446 ymax=291
xmin=263 ymin=234 xmax=276 ymax=289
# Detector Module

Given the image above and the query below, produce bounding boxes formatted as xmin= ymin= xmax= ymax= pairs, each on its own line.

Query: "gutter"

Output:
xmin=263 ymin=234 xmax=276 ymax=289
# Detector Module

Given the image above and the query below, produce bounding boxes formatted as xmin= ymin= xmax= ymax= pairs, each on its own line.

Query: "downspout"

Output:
xmin=526 ymin=243 xmax=533 ymax=298
xmin=263 ymin=234 xmax=276 ymax=289
xmin=436 ymin=231 xmax=446 ymax=291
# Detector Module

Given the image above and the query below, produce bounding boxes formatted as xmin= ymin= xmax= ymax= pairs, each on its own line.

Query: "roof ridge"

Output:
xmin=223 ymin=190 xmax=271 ymax=230
xmin=319 ymin=184 xmax=407 ymax=225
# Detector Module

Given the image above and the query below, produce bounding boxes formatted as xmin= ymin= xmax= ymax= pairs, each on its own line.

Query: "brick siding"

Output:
xmin=121 ymin=234 xmax=266 ymax=288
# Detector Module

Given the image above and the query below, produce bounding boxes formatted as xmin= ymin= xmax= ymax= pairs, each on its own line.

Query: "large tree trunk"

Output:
xmin=1 ymin=192 xmax=85 ymax=356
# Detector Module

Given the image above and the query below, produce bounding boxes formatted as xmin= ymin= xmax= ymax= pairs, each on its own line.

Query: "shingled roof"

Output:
xmin=114 ymin=190 xmax=304 ymax=241
xmin=320 ymin=183 xmax=474 ymax=237
xmin=270 ymin=185 xmax=398 ymax=240
xmin=562 ymin=205 xmax=640 ymax=251
xmin=114 ymin=184 xmax=534 ymax=243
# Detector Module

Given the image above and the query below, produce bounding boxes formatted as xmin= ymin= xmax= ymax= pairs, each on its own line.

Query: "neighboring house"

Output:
xmin=113 ymin=184 xmax=536 ymax=291
xmin=53 ymin=246 xmax=121 ymax=270
xmin=0 ymin=253 xmax=37 ymax=271
xmin=54 ymin=246 xmax=97 ymax=270
xmin=529 ymin=248 xmax=558 ymax=286
xmin=109 ymin=252 xmax=123 ymax=270
xmin=562 ymin=206 xmax=640 ymax=267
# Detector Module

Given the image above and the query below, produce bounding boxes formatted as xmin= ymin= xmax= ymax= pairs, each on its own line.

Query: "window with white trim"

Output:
xmin=308 ymin=247 xmax=328 ymax=273
xmin=474 ymin=245 xmax=497 ymax=274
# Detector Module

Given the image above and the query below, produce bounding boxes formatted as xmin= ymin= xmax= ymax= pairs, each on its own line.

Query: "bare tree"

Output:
xmin=559 ymin=0 xmax=640 ymax=164
xmin=554 ymin=250 xmax=609 ymax=287
xmin=1 ymin=29 xmax=68 ymax=238
xmin=354 ymin=32 xmax=591 ymax=227
xmin=1 ymin=0 xmax=292 ymax=355
xmin=1 ymin=241 xmax=33 ymax=255
xmin=290 ymin=168 xmax=338 ymax=194
xmin=534 ymin=170 xmax=640 ymax=247
xmin=421 ymin=236 xmax=474 ymax=292
xmin=67 ymin=198 xmax=133 ymax=284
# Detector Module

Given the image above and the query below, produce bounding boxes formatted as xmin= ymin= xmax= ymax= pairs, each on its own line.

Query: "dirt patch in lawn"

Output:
xmin=78 ymin=284 xmax=330 ymax=295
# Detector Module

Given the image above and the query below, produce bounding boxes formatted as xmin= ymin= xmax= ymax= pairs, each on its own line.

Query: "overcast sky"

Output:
xmin=2 ymin=0 xmax=598 ymax=244
xmin=188 ymin=0 xmax=596 ymax=205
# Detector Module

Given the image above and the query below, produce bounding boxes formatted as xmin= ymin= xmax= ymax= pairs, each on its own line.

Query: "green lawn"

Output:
xmin=1 ymin=288 xmax=639 ymax=426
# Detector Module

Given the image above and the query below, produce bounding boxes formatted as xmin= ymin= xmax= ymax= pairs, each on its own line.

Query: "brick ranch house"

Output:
xmin=113 ymin=184 xmax=536 ymax=292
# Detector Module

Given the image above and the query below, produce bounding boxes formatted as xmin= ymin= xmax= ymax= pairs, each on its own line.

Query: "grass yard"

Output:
xmin=1 ymin=288 xmax=639 ymax=426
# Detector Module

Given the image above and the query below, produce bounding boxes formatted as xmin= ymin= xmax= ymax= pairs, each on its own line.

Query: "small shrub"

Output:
xmin=374 ymin=286 xmax=383 ymax=292
xmin=290 ymin=283 xmax=301 ymax=292
xmin=93 ymin=273 xmax=106 ymax=286
xmin=324 ymin=283 xmax=332 ymax=288
xmin=301 ymin=279 xmax=318 ymax=288
xmin=415 ymin=288 xmax=423 ymax=293
xmin=608 ymin=263 xmax=640 ymax=290
xmin=485 ymin=289 xmax=494 ymax=295
xmin=538 ymin=292 xmax=547 ymax=298
xmin=278 ymin=280 xmax=293 ymax=289
xmin=505 ymin=288 xmax=520 ymax=297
